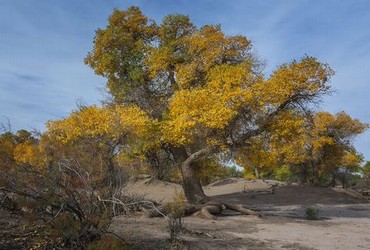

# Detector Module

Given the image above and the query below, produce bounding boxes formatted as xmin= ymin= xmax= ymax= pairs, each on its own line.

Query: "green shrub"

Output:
xmin=305 ymin=207 xmax=319 ymax=220
xmin=274 ymin=165 xmax=294 ymax=183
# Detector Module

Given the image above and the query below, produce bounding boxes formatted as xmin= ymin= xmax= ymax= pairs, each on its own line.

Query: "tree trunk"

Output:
xmin=254 ymin=167 xmax=260 ymax=179
xmin=170 ymin=146 xmax=263 ymax=221
xmin=146 ymin=147 xmax=263 ymax=218
xmin=104 ymin=155 xmax=117 ymax=188
xmin=181 ymin=160 xmax=208 ymax=204
xmin=310 ymin=161 xmax=320 ymax=185
xmin=172 ymin=147 xmax=212 ymax=205
xmin=331 ymin=171 xmax=337 ymax=187
xmin=299 ymin=164 xmax=308 ymax=184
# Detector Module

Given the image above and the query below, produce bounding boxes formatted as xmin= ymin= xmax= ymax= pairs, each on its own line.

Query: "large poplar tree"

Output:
xmin=80 ymin=6 xmax=336 ymax=205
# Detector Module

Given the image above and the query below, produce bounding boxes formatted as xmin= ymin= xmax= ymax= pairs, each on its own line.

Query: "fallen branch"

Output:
xmin=98 ymin=197 xmax=167 ymax=218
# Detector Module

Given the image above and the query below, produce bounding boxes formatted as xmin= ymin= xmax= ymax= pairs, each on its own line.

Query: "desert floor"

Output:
xmin=113 ymin=178 xmax=370 ymax=249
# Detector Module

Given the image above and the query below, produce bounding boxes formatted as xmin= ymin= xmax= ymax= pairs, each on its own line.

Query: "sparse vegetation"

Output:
xmin=305 ymin=207 xmax=320 ymax=220
xmin=166 ymin=190 xmax=186 ymax=246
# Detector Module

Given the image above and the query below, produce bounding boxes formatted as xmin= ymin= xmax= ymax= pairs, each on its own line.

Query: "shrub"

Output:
xmin=274 ymin=165 xmax=294 ymax=184
xmin=87 ymin=234 xmax=125 ymax=250
xmin=305 ymin=207 xmax=320 ymax=220
xmin=165 ymin=189 xmax=186 ymax=248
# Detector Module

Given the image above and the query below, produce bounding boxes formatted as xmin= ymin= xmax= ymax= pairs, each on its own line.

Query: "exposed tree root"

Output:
xmin=146 ymin=200 xmax=262 ymax=219
xmin=222 ymin=202 xmax=262 ymax=217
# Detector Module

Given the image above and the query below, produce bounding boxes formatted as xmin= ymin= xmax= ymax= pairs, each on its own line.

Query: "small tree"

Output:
xmin=302 ymin=112 xmax=367 ymax=185
xmin=362 ymin=161 xmax=370 ymax=178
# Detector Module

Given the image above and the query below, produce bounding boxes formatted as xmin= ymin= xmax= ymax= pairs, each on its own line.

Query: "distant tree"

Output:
xmin=302 ymin=112 xmax=367 ymax=185
xmin=235 ymin=111 xmax=367 ymax=185
xmin=362 ymin=161 xmax=370 ymax=178
xmin=0 ymin=132 xmax=16 ymax=168
xmin=235 ymin=110 xmax=306 ymax=179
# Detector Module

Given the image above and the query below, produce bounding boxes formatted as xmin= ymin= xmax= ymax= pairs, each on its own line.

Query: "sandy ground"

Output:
xmin=114 ymin=178 xmax=370 ymax=250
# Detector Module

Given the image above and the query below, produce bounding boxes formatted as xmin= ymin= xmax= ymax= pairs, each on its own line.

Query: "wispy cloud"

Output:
xmin=1 ymin=0 xmax=369 ymax=160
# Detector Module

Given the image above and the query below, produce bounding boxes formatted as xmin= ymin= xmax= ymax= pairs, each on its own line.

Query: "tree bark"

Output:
xmin=299 ymin=164 xmax=308 ymax=184
xmin=331 ymin=171 xmax=337 ymax=187
xmin=181 ymin=161 xmax=208 ymax=204
xmin=146 ymin=145 xmax=264 ymax=218
xmin=169 ymin=146 xmax=263 ymax=220
xmin=254 ymin=167 xmax=260 ymax=179
xmin=180 ymin=148 xmax=212 ymax=204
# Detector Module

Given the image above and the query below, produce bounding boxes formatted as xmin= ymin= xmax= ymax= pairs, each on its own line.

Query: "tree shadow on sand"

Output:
xmin=212 ymin=184 xmax=370 ymax=219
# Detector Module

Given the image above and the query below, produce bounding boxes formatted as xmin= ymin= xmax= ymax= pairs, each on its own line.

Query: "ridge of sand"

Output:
xmin=123 ymin=177 xmax=283 ymax=203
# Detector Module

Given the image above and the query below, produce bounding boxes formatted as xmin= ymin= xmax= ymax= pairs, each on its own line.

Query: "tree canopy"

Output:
xmin=82 ymin=6 xmax=342 ymax=203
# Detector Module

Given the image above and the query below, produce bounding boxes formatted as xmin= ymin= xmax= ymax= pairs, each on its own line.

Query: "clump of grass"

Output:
xmin=305 ymin=207 xmax=320 ymax=220
xmin=166 ymin=189 xmax=186 ymax=249
xmin=87 ymin=234 xmax=125 ymax=250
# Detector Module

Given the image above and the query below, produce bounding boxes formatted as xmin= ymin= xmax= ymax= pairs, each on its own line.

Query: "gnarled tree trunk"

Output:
xmin=180 ymin=151 xmax=262 ymax=218
xmin=181 ymin=160 xmax=208 ymax=204
xmin=164 ymin=146 xmax=262 ymax=218
xmin=180 ymin=147 xmax=212 ymax=204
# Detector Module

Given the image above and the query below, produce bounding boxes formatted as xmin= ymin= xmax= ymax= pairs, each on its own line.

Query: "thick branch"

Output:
xmin=183 ymin=147 xmax=213 ymax=166
xmin=232 ymin=96 xmax=297 ymax=148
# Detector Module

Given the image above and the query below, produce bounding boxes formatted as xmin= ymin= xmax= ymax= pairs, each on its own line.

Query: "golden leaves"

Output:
xmin=174 ymin=25 xmax=252 ymax=89
xmin=82 ymin=7 xmax=367 ymax=176
xmin=254 ymin=56 xmax=334 ymax=107
xmin=161 ymin=62 xmax=257 ymax=146
xmin=13 ymin=140 xmax=45 ymax=169
xmin=46 ymin=105 xmax=152 ymax=144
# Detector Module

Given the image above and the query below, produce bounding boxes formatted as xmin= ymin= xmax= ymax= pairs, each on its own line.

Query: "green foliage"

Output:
xmin=362 ymin=161 xmax=370 ymax=178
xmin=196 ymin=159 xmax=243 ymax=185
xmin=347 ymin=173 xmax=362 ymax=188
xmin=226 ymin=166 xmax=244 ymax=178
xmin=274 ymin=166 xmax=294 ymax=183
xmin=305 ymin=207 xmax=320 ymax=220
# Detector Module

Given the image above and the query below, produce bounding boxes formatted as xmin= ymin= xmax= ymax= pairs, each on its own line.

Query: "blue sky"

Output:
xmin=0 ymin=0 xmax=369 ymax=161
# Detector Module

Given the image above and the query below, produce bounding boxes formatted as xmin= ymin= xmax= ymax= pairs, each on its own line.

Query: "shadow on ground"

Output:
xmin=213 ymin=184 xmax=370 ymax=219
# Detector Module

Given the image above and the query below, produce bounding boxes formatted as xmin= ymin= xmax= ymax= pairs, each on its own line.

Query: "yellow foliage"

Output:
xmin=341 ymin=152 xmax=363 ymax=169
xmin=162 ymin=63 xmax=256 ymax=145
xmin=0 ymin=134 xmax=16 ymax=164
xmin=243 ymin=171 xmax=256 ymax=180
xmin=310 ymin=111 xmax=368 ymax=163
xmin=13 ymin=140 xmax=45 ymax=169
xmin=252 ymin=56 xmax=333 ymax=109
xmin=236 ymin=110 xmax=308 ymax=176
xmin=81 ymin=7 xmax=368 ymax=184
xmin=46 ymin=105 xmax=152 ymax=144
xmin=175 ymin=25 xmax=251 ymax=88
